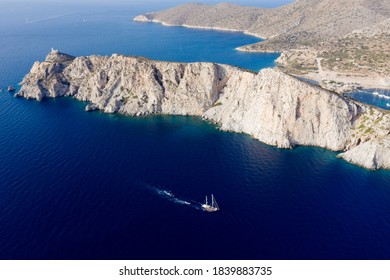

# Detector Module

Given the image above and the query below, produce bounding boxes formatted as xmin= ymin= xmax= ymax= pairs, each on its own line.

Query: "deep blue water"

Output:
xmin=0 ymin=1 xmax=278 ymax=88
xmin=1 ymin=1 xmax=390 ymax=260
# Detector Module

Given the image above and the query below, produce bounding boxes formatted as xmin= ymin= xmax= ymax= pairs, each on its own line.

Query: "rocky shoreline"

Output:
xmin=133 ymin=15 xmax=266 ymax=39
xmin=16 ymin=50 xmax=390 ymax=170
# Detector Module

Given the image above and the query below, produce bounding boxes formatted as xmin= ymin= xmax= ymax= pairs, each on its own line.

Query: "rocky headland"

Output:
xmin=134 ymin=0 xmax=390 ymax=91
xmin=16 ymin=50 xmax=390 ymax=170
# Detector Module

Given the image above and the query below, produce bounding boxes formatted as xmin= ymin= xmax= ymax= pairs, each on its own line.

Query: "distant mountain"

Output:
xmin=135 ymin=0 xmax=390 ymax=50
xmin=134 ymin=1 xmax=390 ymax=89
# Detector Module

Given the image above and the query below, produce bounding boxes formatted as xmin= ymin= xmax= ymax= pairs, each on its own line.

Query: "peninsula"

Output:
xmin=16 ymin=50 xmax=390 ymax=170
xmin=134 ymin=0 xmax=390 ymax=91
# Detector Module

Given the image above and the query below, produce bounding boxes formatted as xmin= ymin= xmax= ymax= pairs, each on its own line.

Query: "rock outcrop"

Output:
xmin=16 ymin=50 xmax=390 ymax=169
xmin=339 ymin=136 xmax=390 ymax=170
xmin=203 ymin=68 xmax=358 ymax=151
xmin=18 ymin=50 xmax=75 ymax=101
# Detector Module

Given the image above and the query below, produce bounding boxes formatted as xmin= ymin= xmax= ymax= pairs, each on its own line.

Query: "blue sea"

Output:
xmin=1 ymin=1 xmax=390 ymax=260
xmin=347 ymin=89 xmax=390 ymax=111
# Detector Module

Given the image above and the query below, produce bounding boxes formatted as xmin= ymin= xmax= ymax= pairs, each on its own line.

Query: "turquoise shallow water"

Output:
xmin=0 ymin=1 xmax=390 ymax=260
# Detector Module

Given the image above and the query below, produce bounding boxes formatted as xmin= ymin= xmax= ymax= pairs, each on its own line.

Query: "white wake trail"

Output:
xmin=25 ymin=13 xmax=77 ymax=24
xmin=142 ymin=183 xmax=202 ymax=210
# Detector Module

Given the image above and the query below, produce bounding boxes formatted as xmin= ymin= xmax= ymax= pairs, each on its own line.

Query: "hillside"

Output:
xmin=134 ymin=0 xmax=390 ymax=89
xmin=277 ymin=18 xmax=390 ymax=91
xmin=135 ymin=0 xmax=390 ymax=49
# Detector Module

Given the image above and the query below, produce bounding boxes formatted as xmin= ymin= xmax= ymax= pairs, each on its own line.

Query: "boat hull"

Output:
xmin=202 ymin=204 xmax=219 ymax=212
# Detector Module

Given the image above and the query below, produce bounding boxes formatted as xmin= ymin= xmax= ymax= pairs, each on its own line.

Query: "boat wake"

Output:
xmin=372 ymin=91 xmax=390 ymax=100
xmin=142 ymin=183 xmax=202 ymax=210
xmin=25 ymin=13 xmax=76 ymax=24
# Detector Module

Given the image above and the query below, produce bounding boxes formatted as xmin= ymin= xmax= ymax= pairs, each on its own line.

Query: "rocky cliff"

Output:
xmin=17 ymin=50 xmax=390 ymax=169
xmin=339 ymin=136 xmax=390 ymax=170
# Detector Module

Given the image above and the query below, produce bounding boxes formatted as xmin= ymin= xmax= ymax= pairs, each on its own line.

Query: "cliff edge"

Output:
xmin=16 ymin=50 xmax=390 ymax=169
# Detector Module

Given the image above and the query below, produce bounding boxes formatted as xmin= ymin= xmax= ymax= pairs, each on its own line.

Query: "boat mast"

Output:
xmin=205 ymin=196 xmax=208 ymax=206
xmin=211 ymin=194 xmax=219 ymax=210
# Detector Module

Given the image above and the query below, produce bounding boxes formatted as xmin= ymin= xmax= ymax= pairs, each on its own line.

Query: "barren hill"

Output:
xmin=277 ymin=18 xmax=390 ymax=90
xmin=134 ymin=0 xmax=390 ymax=89
xmin=135 ymin=0 xmax=390 ymax=50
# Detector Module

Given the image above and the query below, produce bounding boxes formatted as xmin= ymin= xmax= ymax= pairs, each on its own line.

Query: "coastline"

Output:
xmin=236 ymin=46 xmax=278 ymax=53
xmin=17 ymin=50 xmax=390 ymax=170
xmin=3 ymin=1 xmax=390 ymax=262
xmin=133 ymin=16 xmax=266 ymax=39
xmin=133 ymin=15 xmax=390 ymax=93
xmin=288 ymin=67 xmax=390 ymax=94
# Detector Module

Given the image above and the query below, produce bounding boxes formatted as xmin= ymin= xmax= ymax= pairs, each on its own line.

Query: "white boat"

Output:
xmin=202 ymin=194 xmax=219 ymax=212
xmin=386 ymin=103 xmax=390 ymax=107
xmin=373 ymin=91 xmax=379 ymax=95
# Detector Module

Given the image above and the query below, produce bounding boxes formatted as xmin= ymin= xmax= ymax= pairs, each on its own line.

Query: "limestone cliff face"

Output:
xmin=18 ymin=50 xmax=75 ymax=101
xmin=339 ymin=105 xmax=390 ymax=169
xmin=203 ymin=68 xmax=358 ymax=151
xmin=339 ymin=136 xmax=390 ymax=170
xmin=19 ymin=51 xmax=232 ymax=116
xmin=17 ymin=50 xmax=390 ymax=169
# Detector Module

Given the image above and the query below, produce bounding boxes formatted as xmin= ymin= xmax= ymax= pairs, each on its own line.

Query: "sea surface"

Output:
xmin=1 ymin=1 xmax=390 ymax=260
xmin=347 ymin=89 xmax=390 ymax=111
